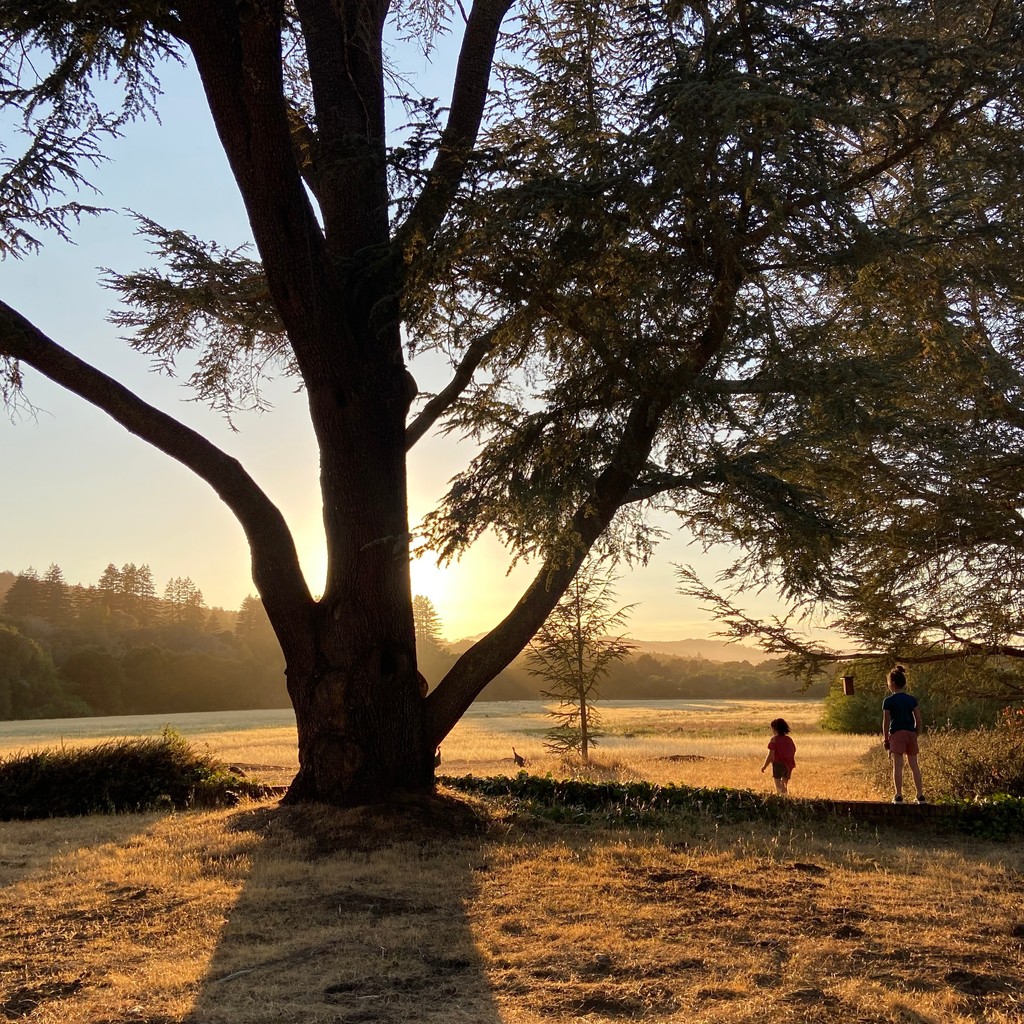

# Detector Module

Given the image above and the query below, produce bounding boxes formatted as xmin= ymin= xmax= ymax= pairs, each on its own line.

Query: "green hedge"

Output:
xmin=0 ymin=730 xmax=271 ymax=820
xmin=441 ymin=772 xmax=1024 ymax=838
xmin=440 ymin=772 xmax=783 ymax=826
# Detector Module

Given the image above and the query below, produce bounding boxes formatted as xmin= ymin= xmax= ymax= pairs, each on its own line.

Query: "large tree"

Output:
xmin=2 ymin=0 xmax=1023 ymax=804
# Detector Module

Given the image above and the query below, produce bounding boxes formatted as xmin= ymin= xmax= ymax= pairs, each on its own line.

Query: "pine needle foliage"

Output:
xmin=527 ymin=561 xmax=635 ymax=760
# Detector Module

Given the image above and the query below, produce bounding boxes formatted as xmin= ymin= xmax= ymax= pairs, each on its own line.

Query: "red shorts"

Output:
xmin=888 ymin=731 xmax=919 ymax=756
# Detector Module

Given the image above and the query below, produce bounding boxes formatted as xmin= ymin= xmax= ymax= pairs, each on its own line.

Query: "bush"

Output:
xmin=821 ymin=659 xmax=1004 ymax=734
xmin=860 ymin=708 xmax=1024 ymax=801
xmin=925 ymin=723 xmax=1024 ymax=801
xmin=440 ymin=771 xmax=784 ymax=827
xmin=0 ymin=729 xmax=271 ymax=820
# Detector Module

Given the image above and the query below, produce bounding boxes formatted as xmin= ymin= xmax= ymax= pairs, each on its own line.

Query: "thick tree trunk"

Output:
xmin=283 ymin=649 xmax=433 ymax=806
xmin=278 ymin=356 xmax=432 ymax=807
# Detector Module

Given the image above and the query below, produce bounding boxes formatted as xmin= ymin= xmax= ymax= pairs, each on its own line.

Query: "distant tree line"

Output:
xmin=0 ymin=565 xmax=286 ymax=719
xmin=413 ymin=596 xmax=820 ymax=703
xmin=471 ymin=650 xmax=824 ymax=703
xmin=1 ymin=574 xmax=821 ymax=722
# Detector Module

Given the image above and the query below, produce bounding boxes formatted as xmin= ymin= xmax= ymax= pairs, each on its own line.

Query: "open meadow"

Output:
xmin=2 ymin=701 xmax=1023 ymax=1023
xmin=0 ymin=699 xmax=880 ymax=799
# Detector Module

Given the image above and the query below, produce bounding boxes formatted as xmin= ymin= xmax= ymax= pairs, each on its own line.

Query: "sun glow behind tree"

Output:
xmin=3 ymin=0 xmax=1023 ymax=805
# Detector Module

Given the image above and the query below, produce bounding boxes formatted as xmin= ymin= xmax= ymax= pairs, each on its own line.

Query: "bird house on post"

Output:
xmin=842 ymin=674 xmax=855 ymax=696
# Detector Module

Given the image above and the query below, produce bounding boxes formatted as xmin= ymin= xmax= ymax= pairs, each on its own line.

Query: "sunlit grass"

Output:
xmin=437 ymin=699 xmax=881 ymax=801
xmin=0 ymin=700 xmax=885 ymax=800
xmin=0 ymin=702 xmax=1018 ymax=1023
xmin=3 ymin=799 xmax=1022 ymax=1023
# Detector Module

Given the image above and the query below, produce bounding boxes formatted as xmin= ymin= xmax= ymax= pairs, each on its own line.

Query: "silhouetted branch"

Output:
xmin=0 ymin=300 xmax=312 ymax=627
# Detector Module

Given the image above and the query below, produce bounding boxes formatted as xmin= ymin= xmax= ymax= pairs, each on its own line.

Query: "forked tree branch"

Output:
xmin=405 ymin=325 xmax=499 ymax=448
xmin=425 ymin=257 xmax=747 ymax=744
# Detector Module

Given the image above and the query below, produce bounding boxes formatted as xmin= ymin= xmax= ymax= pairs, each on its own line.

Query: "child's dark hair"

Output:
xmin=888 ymin=664 xmax=907 ymax=688
xmin=770 ymin=718 xmax=790 ymax=735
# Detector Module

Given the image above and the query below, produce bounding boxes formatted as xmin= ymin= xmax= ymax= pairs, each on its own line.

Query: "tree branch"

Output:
xmin=405 ymin=326 xmax=498 ymax=449
xmin=623 ymin=469 xmax=714 ymax=504
xmin=293 ymin=0 xmax=390 ymax=254
xmin=425 ymin=396 xmax=689 ymax=744
xmin=0 ymin=301 xmax=313 ymax=635
xmin=394 ymin=0 xmax=514 ymax=258
xmin=747 ymin=90 xmax=1002 ymax=249
xmin=178 ymin=1 xmax=341 ymax=375
xmin=425 ymin=256 xmax=745 ymax=744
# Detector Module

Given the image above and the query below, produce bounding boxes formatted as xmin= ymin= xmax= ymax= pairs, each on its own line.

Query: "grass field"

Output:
xmin=0 ymin=699 xmax=881 ymax=799
xmin=3 ymin=701 xmax=1022 ymax=1023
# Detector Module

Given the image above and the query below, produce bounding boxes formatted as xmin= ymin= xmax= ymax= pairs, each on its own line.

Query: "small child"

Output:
xmin=761 ymin=718 xmax=796 ymax=795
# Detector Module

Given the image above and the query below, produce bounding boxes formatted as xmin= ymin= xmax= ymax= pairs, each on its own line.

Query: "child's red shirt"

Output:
xmin=768 ymin=734 xmax=796 ymax=771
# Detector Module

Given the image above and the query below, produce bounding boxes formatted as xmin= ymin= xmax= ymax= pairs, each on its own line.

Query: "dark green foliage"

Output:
xmin=60 ymin=646 xmax=127 ymax=715
xmin=0 ymin=564 xmax=288 ymax=719
xmin=0 ymin=622 xmax=87 ymax=719
xmin=0 ymin=729 xmax=270 ymax=821
xmin=950 ymin=795 xmax=1024 ymax=842
xmin=441 ymin=772 xmax=783 ymax=827
xmin=928 ymin=730 xmax=1024 ymax=800
xmin=820 ymin=661 xmax=1004 ymax=734
xmin=442 ymin=771 xmax=1024 ymax=837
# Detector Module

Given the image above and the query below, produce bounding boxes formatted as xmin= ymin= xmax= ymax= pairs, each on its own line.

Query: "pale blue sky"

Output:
xmin=1 ymin=38 xmax=777 ymax=642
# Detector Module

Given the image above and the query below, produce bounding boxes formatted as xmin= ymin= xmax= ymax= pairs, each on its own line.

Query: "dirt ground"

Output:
xmin=1 ymin=795 xmax=1023 ymax=1024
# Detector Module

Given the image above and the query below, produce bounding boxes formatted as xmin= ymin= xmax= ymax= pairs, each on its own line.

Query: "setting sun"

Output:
xmin=410 ymin=552 xmax=452 ymax=614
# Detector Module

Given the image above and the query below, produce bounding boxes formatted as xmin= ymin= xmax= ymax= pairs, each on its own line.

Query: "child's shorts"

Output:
xmin=772 ymin=763 xmax=792 ymax=780
xmin=888 ymin=730 xmax=919 ymax=756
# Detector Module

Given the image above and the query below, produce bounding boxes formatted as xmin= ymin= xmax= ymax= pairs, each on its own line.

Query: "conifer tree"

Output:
xmin=527 ymin=562 xmax=634 ymax=761
xmin=412 ymin=595 xmax=445 ymax=651
xmin=41 ymin=563 xmax=72 ymax=624
xmin=2 ymin=569 xmax=42 ymax=620
xmin=2 ymin=0 xmax=1023 ymax=804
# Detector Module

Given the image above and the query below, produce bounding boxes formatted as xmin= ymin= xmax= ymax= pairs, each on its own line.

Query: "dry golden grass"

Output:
xmin=0 ymin=700 xmax=883 ymax=800
xmin=4 ymin=699 xmax=1012 ymax=1022
xmin=437 ymin=700 xmax=882 ymax=801
xmin=2 ymin=798 xmax=1023 ymax=1023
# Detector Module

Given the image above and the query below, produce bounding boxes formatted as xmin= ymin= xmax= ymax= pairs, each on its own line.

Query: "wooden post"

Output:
xmin=842 ymin=674 xmax=855 ymax=696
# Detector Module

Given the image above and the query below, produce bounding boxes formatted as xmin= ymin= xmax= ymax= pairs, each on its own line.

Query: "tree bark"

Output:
xmin=282 ymin=609 xmax=431 ymax=806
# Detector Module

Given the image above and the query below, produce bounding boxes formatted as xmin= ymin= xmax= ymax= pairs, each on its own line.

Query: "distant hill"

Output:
xmin=628 ymin=638 xmax=774 ymax=664
xmin=436 ymin=632 xmax=810 ymax=701
xmin=450 ymin=634 xmax=774 ymax=665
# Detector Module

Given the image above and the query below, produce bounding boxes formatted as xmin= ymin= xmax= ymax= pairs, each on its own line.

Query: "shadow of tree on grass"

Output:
xmin=184 ymin=795 xmax=501 ymax=1024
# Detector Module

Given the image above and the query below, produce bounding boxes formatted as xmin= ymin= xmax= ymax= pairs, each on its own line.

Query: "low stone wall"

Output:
xmin=798 ymin=798 xmax=961 ymax=827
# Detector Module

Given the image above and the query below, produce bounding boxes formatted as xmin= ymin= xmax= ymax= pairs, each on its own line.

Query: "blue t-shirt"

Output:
xmin=883 ymin=691 xmax=919 ymax=733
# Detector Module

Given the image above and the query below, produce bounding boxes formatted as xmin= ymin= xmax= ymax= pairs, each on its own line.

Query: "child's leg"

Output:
xmin=892 ymin=753 xmax=904 ymax=796
xmin=907 ymin=754 xmax=923 ymax=797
